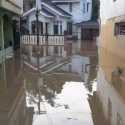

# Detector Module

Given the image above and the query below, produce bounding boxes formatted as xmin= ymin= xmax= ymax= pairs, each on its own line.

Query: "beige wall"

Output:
xmin=99 ymin=17 xmax=125 ymax=83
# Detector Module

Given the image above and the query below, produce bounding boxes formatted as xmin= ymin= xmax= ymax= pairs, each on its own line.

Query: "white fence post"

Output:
xmin=21 ymin=35 xmax=64 ymax=46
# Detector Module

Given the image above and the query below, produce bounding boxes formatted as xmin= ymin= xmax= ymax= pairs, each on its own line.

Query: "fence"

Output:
xmin=21 ymin=35 xmax=64 ymax=46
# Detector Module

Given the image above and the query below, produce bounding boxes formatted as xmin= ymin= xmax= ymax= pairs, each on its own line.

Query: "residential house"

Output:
xmin=98 ymin=0 xmax=125 ymax=125
xmin=21 ymin=0 xmax=98 ymax=57
xmin=23 ymin=0 xmax=92 ymax=37
xmin=0 ymin=0 xmax=23 ymax=62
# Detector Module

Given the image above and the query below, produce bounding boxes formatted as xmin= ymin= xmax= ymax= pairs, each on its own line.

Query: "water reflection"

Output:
xmin=23 ymin=55 xmax=95 ymax=125
xmin=96 ymin=45 xmax=125 ymax=125
xmin=1 ymin=50 xmax=124 ymax=125
xmin=0 ymin=53 xmax=33 ymax=125
xmin=96 ymin=68 xmax=125 ymax=125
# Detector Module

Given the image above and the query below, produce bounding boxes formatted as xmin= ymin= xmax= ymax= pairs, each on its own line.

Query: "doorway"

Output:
xmin=13 ymin=20 xmax=20 ymax=50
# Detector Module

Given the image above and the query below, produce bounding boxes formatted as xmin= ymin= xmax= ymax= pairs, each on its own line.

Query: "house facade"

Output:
xmin=22 ymin=0 xmax=92 ymax=37
xmin=98 ymin=0 xmax=125 ymax=125
xmin=0 ymin=0 xmax=23 ymax=63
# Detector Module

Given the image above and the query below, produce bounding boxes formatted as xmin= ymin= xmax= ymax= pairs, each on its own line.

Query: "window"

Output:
xmin=41 ymin=22 xmax=43 ymax=34
xmin=115 ymin=22 xmax=125 ymax=35
xmin=69 ymin=3 xmax=72 ymax=12
xmin=45 ymin=23 xmax=48 ymax=35
xmin=87 ymin=3 xmax=90 ymax=12
xmin=83 ymin=3 xmax=86 ymax=13
xmin=67 ymin=22 xmax=72 ymax=35
xmin=60 ymin=23 xmax=62 ymax=35
xmin=32 ymin=22 xmax=36 ymax=34
xmin=54 ymin=24 xmax=58 ymax=35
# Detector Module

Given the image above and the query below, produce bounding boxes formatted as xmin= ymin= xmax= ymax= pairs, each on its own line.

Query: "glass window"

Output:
xmin=83 ymin=3 xmax=86 ymax=13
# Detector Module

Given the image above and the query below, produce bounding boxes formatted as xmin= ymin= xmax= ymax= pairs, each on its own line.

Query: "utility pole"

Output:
xmin=36 ymin=0 xmax=40 ymax=70
xmin=36 ymin=0 xmax=40 ymax=46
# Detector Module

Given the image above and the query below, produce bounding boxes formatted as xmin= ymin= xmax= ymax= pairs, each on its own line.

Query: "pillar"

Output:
xmin=58 ymin=46 xmax=61 ymax=56
xmin=43 ymin=46 xmax=47 ymax=56
xmin=58 ymin=21 xmax=61 ymax=35
xmin=1 ymin=17 xmax=4 ymax=50
xmin=29 ymin=20 xmax=32 ymax=34
xmin=62 ymin=46 xmax=66 ymax=57
xmin=0 ymin=16 xmax=5 ymax=61
xmin=28 ymin=45 xmax=32 ymax=58
xmin=43 ymin=22 xmax=46 ymax=34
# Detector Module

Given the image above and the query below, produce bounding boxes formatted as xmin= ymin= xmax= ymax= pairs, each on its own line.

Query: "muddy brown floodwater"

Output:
xmin=0 ymin=52 xmax=121 ymax=125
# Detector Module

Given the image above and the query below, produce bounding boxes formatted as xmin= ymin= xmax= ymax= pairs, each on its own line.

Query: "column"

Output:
xmin=43 ymin=22 xmax=46 ymax=34
xmin=29 ymin=20 xmax=32 ymax=34
xmin=43 ymin=46 xmax=47 ymax=56
xmin=58 ymin=46 xmax=62 ymax=56
xmin=1 ymin=16 xmax=5 ymax=61
xmin=58 ymin=21 xmax=62 ymax=35
xmin=1 ymin=17 xmax=4 ymax=50
xmin=62 ymin=46 xmax=66 ymax=57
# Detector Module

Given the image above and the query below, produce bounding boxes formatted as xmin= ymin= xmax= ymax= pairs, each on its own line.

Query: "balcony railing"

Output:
xmin=21 ymin=35 xmax=64 ymax=46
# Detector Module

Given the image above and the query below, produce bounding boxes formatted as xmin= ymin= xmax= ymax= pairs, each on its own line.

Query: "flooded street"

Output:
xmin=0 ymin=52 xmax=100 ymax=125
xmin=0 ymin=48 xmax=125 ymax=125
xmin=1 ymin=0 xmax=125 ymax=125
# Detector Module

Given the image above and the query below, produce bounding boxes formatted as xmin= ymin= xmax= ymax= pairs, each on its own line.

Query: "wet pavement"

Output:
xmin=0 ymin=51 xmax=124 ymax=125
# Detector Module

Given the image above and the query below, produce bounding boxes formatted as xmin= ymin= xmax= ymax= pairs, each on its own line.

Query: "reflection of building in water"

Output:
xmin=0 ymin=57 xmax=33 ymax=125
xmin=97 ymin=69 xmax=125 ymax=125
xmin=59 ymin=55 xmax=90 ymax=81
xmin=88 ymin=91 xmax=110 ymax=125
xmin=98 ymin=0 xmax=125 ymax=124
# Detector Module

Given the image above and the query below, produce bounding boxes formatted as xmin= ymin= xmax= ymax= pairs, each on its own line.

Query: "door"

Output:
xmin=13 ymin=20 xmax=20 ymax=50
xmin=67 ymin=22 xmax=72 ymax=35
xmin=81 ymin=28 xmax=93 ymax=40
xmin=54 ymin=24 xmax=58 ymax=35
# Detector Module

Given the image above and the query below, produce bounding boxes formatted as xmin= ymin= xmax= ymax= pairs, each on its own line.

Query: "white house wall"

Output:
xmin=100 ymin=0 xmax=125 ymax=24
xmin=57 ymin=0 xmax=92 ymax=23
xmin=25 ymin=0 xmax=92 ymax=36
xmin=28 ymin=12 xmax=53 ymax=34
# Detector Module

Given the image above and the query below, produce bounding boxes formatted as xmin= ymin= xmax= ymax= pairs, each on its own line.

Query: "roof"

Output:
xmin=23 ymin=8 xmax=54 ymax=18
xmin=42 ymin=7 xmax=55 ymax=17
xmin=23 ymin=1 xmax=72 ymax=18
xmin=42 ymin=1 xmax=72 ymax=17
xmin=75 ymin=20 xmax=100 ymax=29
xmin=52 ymin=0 xmax=80 ymax=3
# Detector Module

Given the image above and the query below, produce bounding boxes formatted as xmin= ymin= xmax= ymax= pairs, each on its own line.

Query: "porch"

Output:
xmin=0 ymin=8 xmax=20 ymax=63
xmin=20 ymin=34 xmax=66 ymax=57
